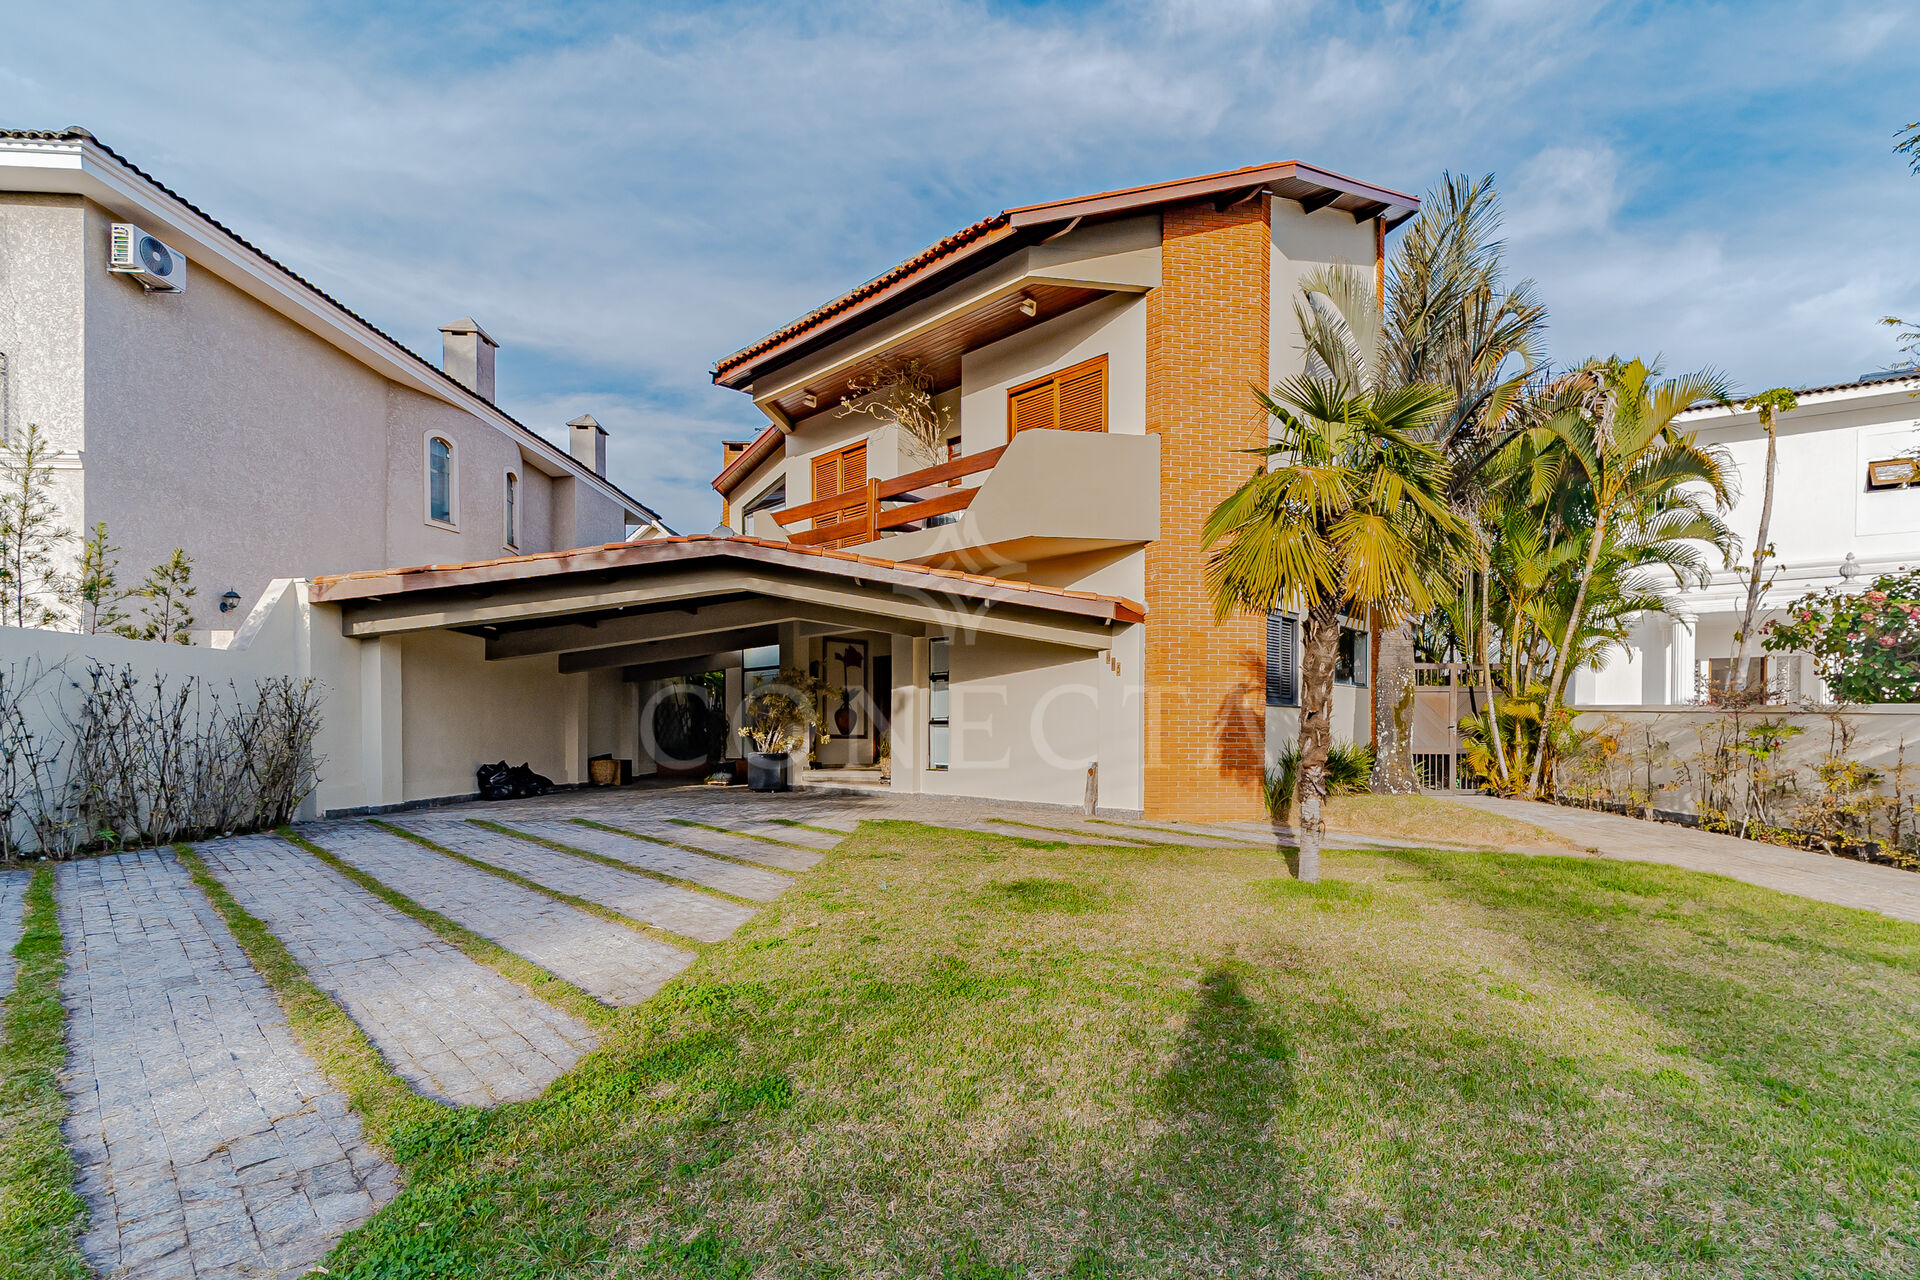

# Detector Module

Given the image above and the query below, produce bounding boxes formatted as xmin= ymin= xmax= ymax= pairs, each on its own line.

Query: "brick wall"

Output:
xmin=1141 ymin=197 xmax=1272 ymax=821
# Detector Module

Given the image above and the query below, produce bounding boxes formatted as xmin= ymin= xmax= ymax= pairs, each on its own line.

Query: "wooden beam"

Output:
xmin=1295 ymin=188 xmax=1343 ymax=215
xmin=1350 ymin=200 xmax=1391 ymax=224
xmin=488 ymin=596 xmax=923 ymax=660
xmin=559 ymin=626 xmax=775 ymax=674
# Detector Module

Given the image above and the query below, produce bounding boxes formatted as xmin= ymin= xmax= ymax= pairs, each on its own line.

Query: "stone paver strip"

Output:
xmin=706 ymin=819 xmax=843 ymax=849
xmin=0 ymin=867 xmax=27 ymax=997
xmin=196 ymin=833 xmax=595 ymax=1106
xmin=584 ymin=815 xmax=823 ymax=872
xmin=311 ymin=823 xmax=693 ymax=1006
xmin=397 ymin=820 xmax=758 ymax=943
xmin=57 ymin=851 xmax=396 ymax=1279
xmin=1439 ymin=795 xmax=1920 ymax=924
xmin=504 ymin=819 xmax=794 ymax=902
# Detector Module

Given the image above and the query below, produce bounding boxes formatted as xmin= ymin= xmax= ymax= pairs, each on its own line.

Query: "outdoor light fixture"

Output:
xmin=1018 ymin=294 xmax=1038 ymax=317
xmin=218 ymin=589 xmax=241 ymax=613
xmin=801 ymin=391 xmax=818 ymax=409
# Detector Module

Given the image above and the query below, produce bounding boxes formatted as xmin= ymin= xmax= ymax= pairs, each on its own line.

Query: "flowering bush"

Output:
xmin=1764 ymin=567 xmax=1920 ymax=703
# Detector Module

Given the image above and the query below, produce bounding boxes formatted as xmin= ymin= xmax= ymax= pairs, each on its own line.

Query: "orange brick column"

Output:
xmin=1141 ymin=197 xmax=1271 ymax=822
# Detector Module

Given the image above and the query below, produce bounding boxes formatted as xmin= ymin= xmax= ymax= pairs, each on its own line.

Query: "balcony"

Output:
xmin=762 ymin=428 xmax=1159 ymax=571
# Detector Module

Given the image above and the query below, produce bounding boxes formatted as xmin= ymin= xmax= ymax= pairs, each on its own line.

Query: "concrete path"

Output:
xmin=394 ymin=819 xmax=757 ymax=943
xmin=310 ymin=823 xmax=693 ymax=1006
xmin=197 ymin=834 xmax=596 ymax=1106
xmin=499 ymin=818 xmax=794 ymax=902
xmin=1438 ymin=794 xmax=1920 ymax=925
xmin=0 ymin=867 xmax=27 ymax=998
xmin=57 ymin=852 xmax=396 ymax=1280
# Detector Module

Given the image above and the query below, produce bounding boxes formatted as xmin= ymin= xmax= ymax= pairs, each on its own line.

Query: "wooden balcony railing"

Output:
xmin=772 ymin=445 xmax=1007 ymax=548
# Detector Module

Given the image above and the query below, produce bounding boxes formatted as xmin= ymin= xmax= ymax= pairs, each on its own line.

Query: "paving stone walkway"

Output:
xmin=57 ymin=851 xmax=396 ymax=1280
xmin=197 ymin=834 xmax=597 ymax=1106
xmin=499 ymin=818 xmax=794 ymax=902
xmin=394 ymin=819 xmax=757 ymax=943
xmin=0 ymin=867 xmax=27 ymax=998
xmin=309 ymin=823 xmax=693 ymax=1006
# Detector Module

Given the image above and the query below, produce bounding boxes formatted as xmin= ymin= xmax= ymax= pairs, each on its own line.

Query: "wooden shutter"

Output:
xmin=811 ymin=442 xmax=868 ymax=549
xmin=1007 ymin=354 xmax=1107 ymax=438
xmin=1265 ymin=612 xmax=1298 ymax=707
xmin=1056 ymin=359 xmax=1106 ymax=432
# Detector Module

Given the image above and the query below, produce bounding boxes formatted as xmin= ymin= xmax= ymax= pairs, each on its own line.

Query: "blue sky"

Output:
xmin=5 ymin=1 xmax=1916 ymax=531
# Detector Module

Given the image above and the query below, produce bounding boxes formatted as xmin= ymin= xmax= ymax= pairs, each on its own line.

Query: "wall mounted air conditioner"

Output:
xmin=109 ymin=223 xmax=187 ymax=292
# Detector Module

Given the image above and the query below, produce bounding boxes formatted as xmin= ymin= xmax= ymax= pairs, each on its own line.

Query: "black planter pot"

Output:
xmin=747 ymin=752 xmax=790 ymax=792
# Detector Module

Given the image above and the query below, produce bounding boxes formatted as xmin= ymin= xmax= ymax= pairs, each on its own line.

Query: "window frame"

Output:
xmin=503 ymin=470 xmax=519 ymax=549
xmin=1334 ymin=622 xmax=1370 ymax=687
xmin=425 ymin=433 xmax=458 ymax=529
xmin=1265 ymin=611 xmax=1299 ymax=707
xmin=1005 ymin=353 xmax=1109 ymax=439
xmin=927 ymin=636 xmax=950 ymax=771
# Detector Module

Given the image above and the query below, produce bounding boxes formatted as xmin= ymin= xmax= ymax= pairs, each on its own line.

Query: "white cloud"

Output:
xmin=5 ymin=0 xmax=1915 ymax=530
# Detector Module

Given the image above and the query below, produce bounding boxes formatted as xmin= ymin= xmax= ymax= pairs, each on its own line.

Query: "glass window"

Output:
xmin=928 ymin=636 xmax=950 ymax=770
xmin=428 ymin=437 xmax=453 ymax=524
xmin=1335 ymin=625 xmax=1369 ymax=686
xmin=504 ymin=473 xmax=518 ymax=546
xmin=742 ymin=644 xmax=780 ymax=692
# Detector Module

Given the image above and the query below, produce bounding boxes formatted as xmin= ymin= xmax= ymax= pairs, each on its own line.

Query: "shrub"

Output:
xmin=1764 ymin=567 xmax=1920 ymax=703
xmin=1264 ymin=740 xmax=1376 ymax=821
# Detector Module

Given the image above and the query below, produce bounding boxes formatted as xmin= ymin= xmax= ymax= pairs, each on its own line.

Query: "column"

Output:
xmin=357 ymin=636 xmax=404 ymax=809
xmin=1668 ymin=610 xmax=1696 ymax=705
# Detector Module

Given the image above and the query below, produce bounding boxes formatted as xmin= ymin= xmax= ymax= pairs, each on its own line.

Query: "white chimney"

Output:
xmin=568 ymin=413 xmax=607 ymax=477
xmin=439 ymin=317 xmax=498 ymax=402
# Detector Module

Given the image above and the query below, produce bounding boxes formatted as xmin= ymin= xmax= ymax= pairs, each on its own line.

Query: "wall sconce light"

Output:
xmin=1017 ymin=294 xmax=1038 ymax=318
xmin=801 ymin=391 xmax=819 ymax=409
xmin=218 ymin=589 xmax=242 ymax=613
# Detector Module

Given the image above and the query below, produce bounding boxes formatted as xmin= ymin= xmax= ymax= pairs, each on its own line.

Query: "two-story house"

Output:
xmin=1574 ymin=370 xmax=1920 ymax=707
xmin=0 ymin=127 xmax=667 ymax=641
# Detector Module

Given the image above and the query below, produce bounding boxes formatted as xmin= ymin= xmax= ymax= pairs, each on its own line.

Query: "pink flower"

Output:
xmin=1880 ymin=635 xmax=1898 ymax=647
xmin=1847 ymin=633 xmax=1862 ymax=642
xmin=1867 ymin=590 xmax=1888 ymax=603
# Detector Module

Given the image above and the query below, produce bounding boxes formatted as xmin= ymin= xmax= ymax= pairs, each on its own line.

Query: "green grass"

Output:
xmin=0 ymin=868 xmax=89 ymax=1280
xmin=285 ymin=816 xmax=1920 ymax=1277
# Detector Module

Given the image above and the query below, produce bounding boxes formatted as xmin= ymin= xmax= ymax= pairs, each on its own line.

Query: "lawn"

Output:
xmin=252 ymin=824 xmax=1920 ymax=1275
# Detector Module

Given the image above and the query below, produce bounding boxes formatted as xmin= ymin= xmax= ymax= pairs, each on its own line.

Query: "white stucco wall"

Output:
xmin=1270 ymin=202 xmax=1377 ymax=388
xmin=959 ymin=292 xmax=1147 ymax=452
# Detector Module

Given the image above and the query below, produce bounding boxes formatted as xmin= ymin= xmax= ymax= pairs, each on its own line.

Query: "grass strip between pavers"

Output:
xmin=280 ymin=828 xmax=615 ymax=1030
xmin=0 ymin=867 xmax=89 ymax=1280
xmin=766 ymin=817 xmax=855 ymax=837
xmin=566 ymin=817 xmax=802 ymax=875
xmin=668 ymin=817 xmax=816 ymax=850
xmin=1088 ymin=817 xmax=1269 ymax=846
xmin=372 ymin=821 xmax=712 ymax=956
xmin=985 ymin=817 xmax=1157 ymax=847
xmin=477 ymin=820 xmax=764 ymax=907
xmin=173 ymin=844 xmax=442 ymax=1156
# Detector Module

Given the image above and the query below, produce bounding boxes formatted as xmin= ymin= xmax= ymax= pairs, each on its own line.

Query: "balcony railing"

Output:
xmin=771 ymin=446 xmax=1007 ymax=548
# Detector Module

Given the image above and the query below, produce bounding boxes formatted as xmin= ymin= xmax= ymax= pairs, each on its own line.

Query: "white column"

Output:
xmin=889 ymin=633 xmax=922 ymax=793
xmin=1668 ymin=610 xmax=1696 ymax=705
xmin=358 ymin=636 xmax=404 ymax=808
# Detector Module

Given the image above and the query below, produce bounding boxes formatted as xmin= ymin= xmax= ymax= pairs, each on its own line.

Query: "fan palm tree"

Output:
xmin=1521 ymin=357 xmax=1736 ymax=794
xmin=1204 ymin=375 xmax=1465 ymax=880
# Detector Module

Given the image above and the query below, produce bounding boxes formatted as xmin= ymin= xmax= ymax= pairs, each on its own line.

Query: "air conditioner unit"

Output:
xmin=109 ymin=223 xmax=187 ymax=292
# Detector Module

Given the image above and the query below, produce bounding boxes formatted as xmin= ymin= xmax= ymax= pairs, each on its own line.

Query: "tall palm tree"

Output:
xmin=1728 ymin=388 xmax=1797 ymax=696
xmin=1522 ymin=358 xmax=1736 ymax=794
xmin=1204 ymin=375 xmax=1464 ymax=880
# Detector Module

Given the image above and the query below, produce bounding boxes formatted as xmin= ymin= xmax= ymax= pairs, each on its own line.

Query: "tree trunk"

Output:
xmin=1295 ymin=599 xmax=1340 ymax=883
xmin=1477 ymin=562 xmax=1511 ymax=789
xmin=1370 ymin=621 xmax=1419 ymax=793
xmin=1729 ymin=415 xmax=1778 ymax=697
xmin=1530 ymin=507 xmax=1610 ymax=797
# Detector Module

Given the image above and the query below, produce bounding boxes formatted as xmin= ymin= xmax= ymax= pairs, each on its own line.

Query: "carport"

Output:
xmin=307 ymin=536 xmax=1146 ymax=812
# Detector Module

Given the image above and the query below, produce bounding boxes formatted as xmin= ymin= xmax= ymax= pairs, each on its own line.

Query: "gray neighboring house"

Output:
xmin=0 ymin=126 xmax=668 ymax=640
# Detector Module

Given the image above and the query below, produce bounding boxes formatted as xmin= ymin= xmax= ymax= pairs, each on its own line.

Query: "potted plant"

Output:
xmin=737 ymin=666 xmax=832 ymax=792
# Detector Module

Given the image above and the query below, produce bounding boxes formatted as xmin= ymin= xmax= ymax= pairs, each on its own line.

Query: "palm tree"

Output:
xmin=1728 ymin=388 xmax=1797 ymax=697
xmin=1204 ymin=375 xmax=1464 ymax=880
xmin=1522 ymin=358 xmax=1736 ymax=794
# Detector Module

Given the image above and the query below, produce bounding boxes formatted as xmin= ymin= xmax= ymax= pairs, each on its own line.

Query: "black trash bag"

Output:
xmin=475 ymin=761 xmax=554 ymax=800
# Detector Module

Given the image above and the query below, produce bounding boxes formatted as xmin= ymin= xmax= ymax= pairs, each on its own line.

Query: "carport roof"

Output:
xmin=309 ymin=534 xmax=1147 ymax=624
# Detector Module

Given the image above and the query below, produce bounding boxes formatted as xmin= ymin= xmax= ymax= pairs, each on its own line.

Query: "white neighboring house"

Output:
xmin=1575 ymin=371 xmax=1920 ymax=707
xmin=0 ymin=127 xmax=668 ymax=642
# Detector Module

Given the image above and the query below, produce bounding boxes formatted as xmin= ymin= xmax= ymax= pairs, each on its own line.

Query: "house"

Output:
xmin=1573 ymin=371 xmax=1920 ymax=708
xmin=0 ymin=127 xmax=667 ymax=641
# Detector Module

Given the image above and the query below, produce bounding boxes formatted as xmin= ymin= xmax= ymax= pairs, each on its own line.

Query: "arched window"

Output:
xmin=427 ymin=436 xmax=454 ymax=524
xmin=504 ymin=472 xmax=518 ymax=548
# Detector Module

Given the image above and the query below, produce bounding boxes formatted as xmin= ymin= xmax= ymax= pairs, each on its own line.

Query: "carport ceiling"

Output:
xmin=309 ymin=536 xmax=1145 ymax=655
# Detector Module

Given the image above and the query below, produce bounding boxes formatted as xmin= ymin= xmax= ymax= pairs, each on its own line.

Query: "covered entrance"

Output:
xmin=307 ymin=535 xmax=1145 ymax=813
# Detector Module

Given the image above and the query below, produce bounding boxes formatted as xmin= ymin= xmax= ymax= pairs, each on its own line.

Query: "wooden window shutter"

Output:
xmin=811 ymin=442 xmax=869 ymax=550
xmin=1007 ymin=354 xmax=1107 ymax=438
xmin=1056 ymin=359 xmax=1106 ymax=432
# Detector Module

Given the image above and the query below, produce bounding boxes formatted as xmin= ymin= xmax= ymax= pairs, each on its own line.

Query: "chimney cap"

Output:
xmin=438 ymin=317 xmax=497 ymax=347
xmin=567 ymin=414 xmax=606 ymax=433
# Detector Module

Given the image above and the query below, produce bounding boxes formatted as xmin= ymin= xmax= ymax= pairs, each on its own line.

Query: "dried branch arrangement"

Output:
xmin=0 ymin=659 xmax=324 ymax=860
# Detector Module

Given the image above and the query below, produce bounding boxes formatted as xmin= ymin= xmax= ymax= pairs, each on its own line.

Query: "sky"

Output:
xmin=5 ymin=1 xmax=1916 ymax=532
